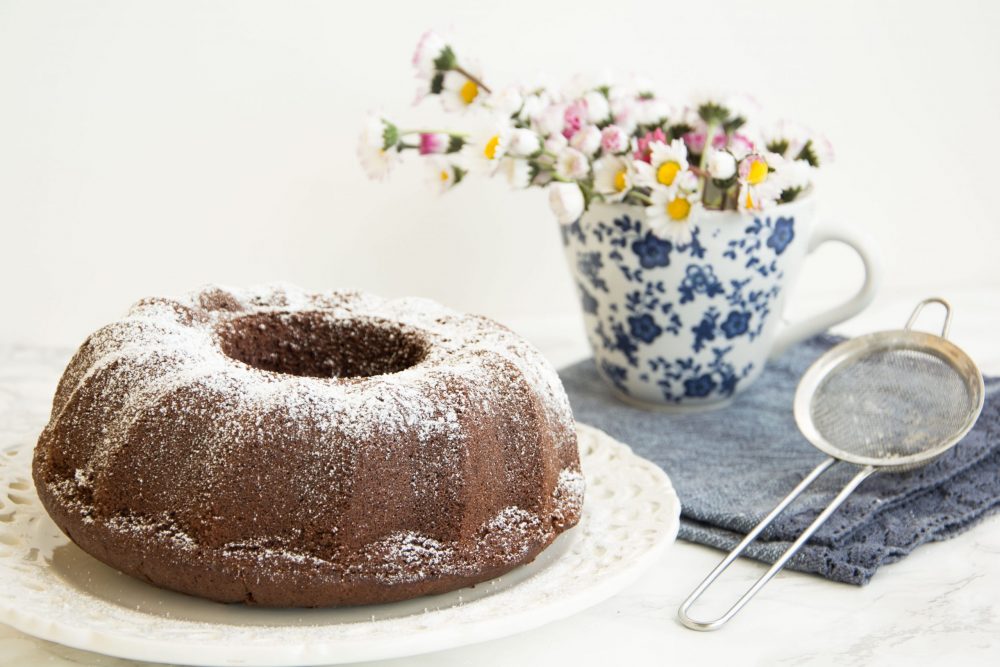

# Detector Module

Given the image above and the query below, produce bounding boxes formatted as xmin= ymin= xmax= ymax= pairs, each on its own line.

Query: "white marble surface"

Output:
xmin=2 ymin=287 xmax=999 ymax=666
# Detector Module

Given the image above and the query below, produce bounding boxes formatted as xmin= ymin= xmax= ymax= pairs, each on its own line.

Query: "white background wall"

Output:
xmin=1 ymin=0 xmax=998 ymax=347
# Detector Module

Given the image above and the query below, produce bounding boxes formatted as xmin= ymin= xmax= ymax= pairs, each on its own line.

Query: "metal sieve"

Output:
xmin=678 ymin=298 xmax=986 ymax=631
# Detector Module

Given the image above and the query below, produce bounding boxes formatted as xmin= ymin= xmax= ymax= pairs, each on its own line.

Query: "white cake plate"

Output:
xmin=0 ymin=424 xmax=680 ymax=666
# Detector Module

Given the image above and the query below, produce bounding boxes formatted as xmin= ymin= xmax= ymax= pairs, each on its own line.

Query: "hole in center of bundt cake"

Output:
xmin=218 ymin=312 xmax=428 ymax=379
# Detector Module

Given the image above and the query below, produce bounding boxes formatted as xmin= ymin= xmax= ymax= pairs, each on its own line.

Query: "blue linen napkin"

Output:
xmin=559 ymin=334 xmax=1000 ymax=584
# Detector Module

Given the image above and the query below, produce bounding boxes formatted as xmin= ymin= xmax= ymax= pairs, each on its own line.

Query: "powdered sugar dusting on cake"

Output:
xmin=35 ymin=283 xmax=584 ymax=601
xmin=52 ymin=284 xmax=574 ymax=464
xmin=553 ymin=468 xmax=586 ymax=528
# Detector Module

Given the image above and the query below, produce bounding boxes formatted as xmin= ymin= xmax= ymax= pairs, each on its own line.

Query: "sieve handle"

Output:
xmin=769 ymin=222 xmax=883 ymax=359
xmin=905 ymin=297 xmax=952 ymax=338
xmin=678 ymin=460 xmax=876 ymax=631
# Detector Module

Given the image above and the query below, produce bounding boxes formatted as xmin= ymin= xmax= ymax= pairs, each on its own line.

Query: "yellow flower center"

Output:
xmin=483 ymin=134 xmax=500 ymax=160
xmin=747 ymin=159 xmax=768 ymax=185
xmin=460 ymin=79 xmax=479 ymax=105
xmin=439 ymin=170 xmax=450 ymax=182
xmin=666 ymin=197 xmax=691 ymax=221
xmin=657 ymin=161 xmax=681 ymax=186
xmin=613 ymin=169 xmax=628 ymax=192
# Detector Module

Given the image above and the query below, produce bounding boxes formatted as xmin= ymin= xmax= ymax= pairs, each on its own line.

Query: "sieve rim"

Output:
xmin=793 ymin=329 xmax=985 ymax=470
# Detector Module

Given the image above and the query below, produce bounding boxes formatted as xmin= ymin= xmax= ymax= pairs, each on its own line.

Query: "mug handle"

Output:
xmin=769 ymin=222 xmax=883 ymax=359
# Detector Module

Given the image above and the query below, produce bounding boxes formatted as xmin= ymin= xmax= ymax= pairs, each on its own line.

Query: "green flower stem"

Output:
xmin=699 ymin=122 xmax=718 ymax=170
xmin=628 ymin=191 xmax=653 ymax=205
xmin=398 ymin=129 xmax=469 ymax=138
xmin=454 ymin=65 xmax=492 ymax=94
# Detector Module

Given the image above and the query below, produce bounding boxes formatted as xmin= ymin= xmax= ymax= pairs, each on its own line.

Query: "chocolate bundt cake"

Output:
xmin=32 ymin=284 xmax=583 ymax=607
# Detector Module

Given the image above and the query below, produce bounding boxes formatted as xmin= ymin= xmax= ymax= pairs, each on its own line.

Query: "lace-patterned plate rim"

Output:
xmin=0 ymin=424 xmax=680 ymax=667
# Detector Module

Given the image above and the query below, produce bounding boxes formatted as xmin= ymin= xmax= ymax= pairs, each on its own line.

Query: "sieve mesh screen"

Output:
xmin=809 ymin=347 xmax=976 ymax=460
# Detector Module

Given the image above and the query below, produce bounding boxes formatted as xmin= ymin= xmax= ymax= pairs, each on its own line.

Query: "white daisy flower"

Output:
xmin=677 ymin=105 xmax=702 ymax=128
xmin=461 ymin=125 xmax=510 ymax=175
xmin=763 ymin=121 xmax=834 ymax=167
xmin=425 ymin=157 xmax=460 ymax=194
xmin=768 ymin=154 xmax=814 ymax=202
xmin=691 ymin=91 xmax=759 ymax=125
xmin=610 ymin=97 xmax=640 ymax=135
xmin=634 ymin=138 xmax=689 ymax=189
xmin=533 ymin=103 xmax=566 ymax=137
xmin=357 ymin=113 xmax=399 ymax=181
xmin=570 ymin=125 xmax=602 ymax=156
xmin=608 ymin=74 xmax=653 ymax=102
xmin=412 ymin=31 xmax=447 ymax=79
xmin=676 ymin=169 xmax=701 ymax=195
xmin=506 ymin=128 xmax=541 ymax=157
xmin=786 ymin=133 xmax=833 ymax=168
xmin=808 ymin=135 xmax=835 ymax=167
xmin=582 ymin=91 xmax=611 ymax=123
xmin=554 ymin=147 xmax=591 ymax=181
xmin=561 ymin=69 xmax=614 ymax=100
xmin=464 ymin=125 xmax=509 ymax=174
xmin=636 ymin=97 xmax=672 ymax=126
xmin=560 ymin=73 xmax=595 ymax=100
xmin=773 ymin=154 xmax=813 ymax=190
xmin=727 ymin=133 xmax=756 ymax=160
xmin=518 ymin=91 xmax=550 ymax=124
xmin=646 ymin=185 xmax=701 ymax=245
xmin=441 ymin=63 xmax=486 ymax=112
xmin=498 ymin=157 xmax=532 ymax=189
xmin=650 ymin=139 xmax=689 ymax=185
xmin=543 ymin=132 xmax=568 ymax=154
xmin=706 ymin=148 xmax=737 ymax=180
xmin=738 ymin=153 xmax=783 ymax=211
xmin=549 ymin=182 xmax=585 ymax=224
xmin=489 ymin=85 xmax=524 ymax=117
xmin=593 ymin=155 xmax=632 ymax=202
xmin=763 ymin=120 xmax=808 ymax=158
xmin=600 ymin=125 xmax=629 ymax=154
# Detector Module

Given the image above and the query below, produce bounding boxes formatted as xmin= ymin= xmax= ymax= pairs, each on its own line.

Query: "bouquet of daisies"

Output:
xmin=359 ymin=31 xmax=832 ymax=242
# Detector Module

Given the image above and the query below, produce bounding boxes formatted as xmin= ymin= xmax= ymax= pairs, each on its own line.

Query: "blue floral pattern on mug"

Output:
xmin=678 ymin=264 xmax=725 ymax=304
xmin=562 ymin=204 xmax=804 ymax=408
xmin=721 ymin=310 xmax=752 ymax=339
xmin=628 ymin=313 xmax=663 ymax=343
xmin=631 ymin=232 xmax=672 ymax=269
xmin=767 ymin=218 xmax=795 ymax=255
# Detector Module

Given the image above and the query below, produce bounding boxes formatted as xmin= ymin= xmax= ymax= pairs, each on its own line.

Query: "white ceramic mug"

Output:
xmin=559 ymin=194 xmax=883 ymax=411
